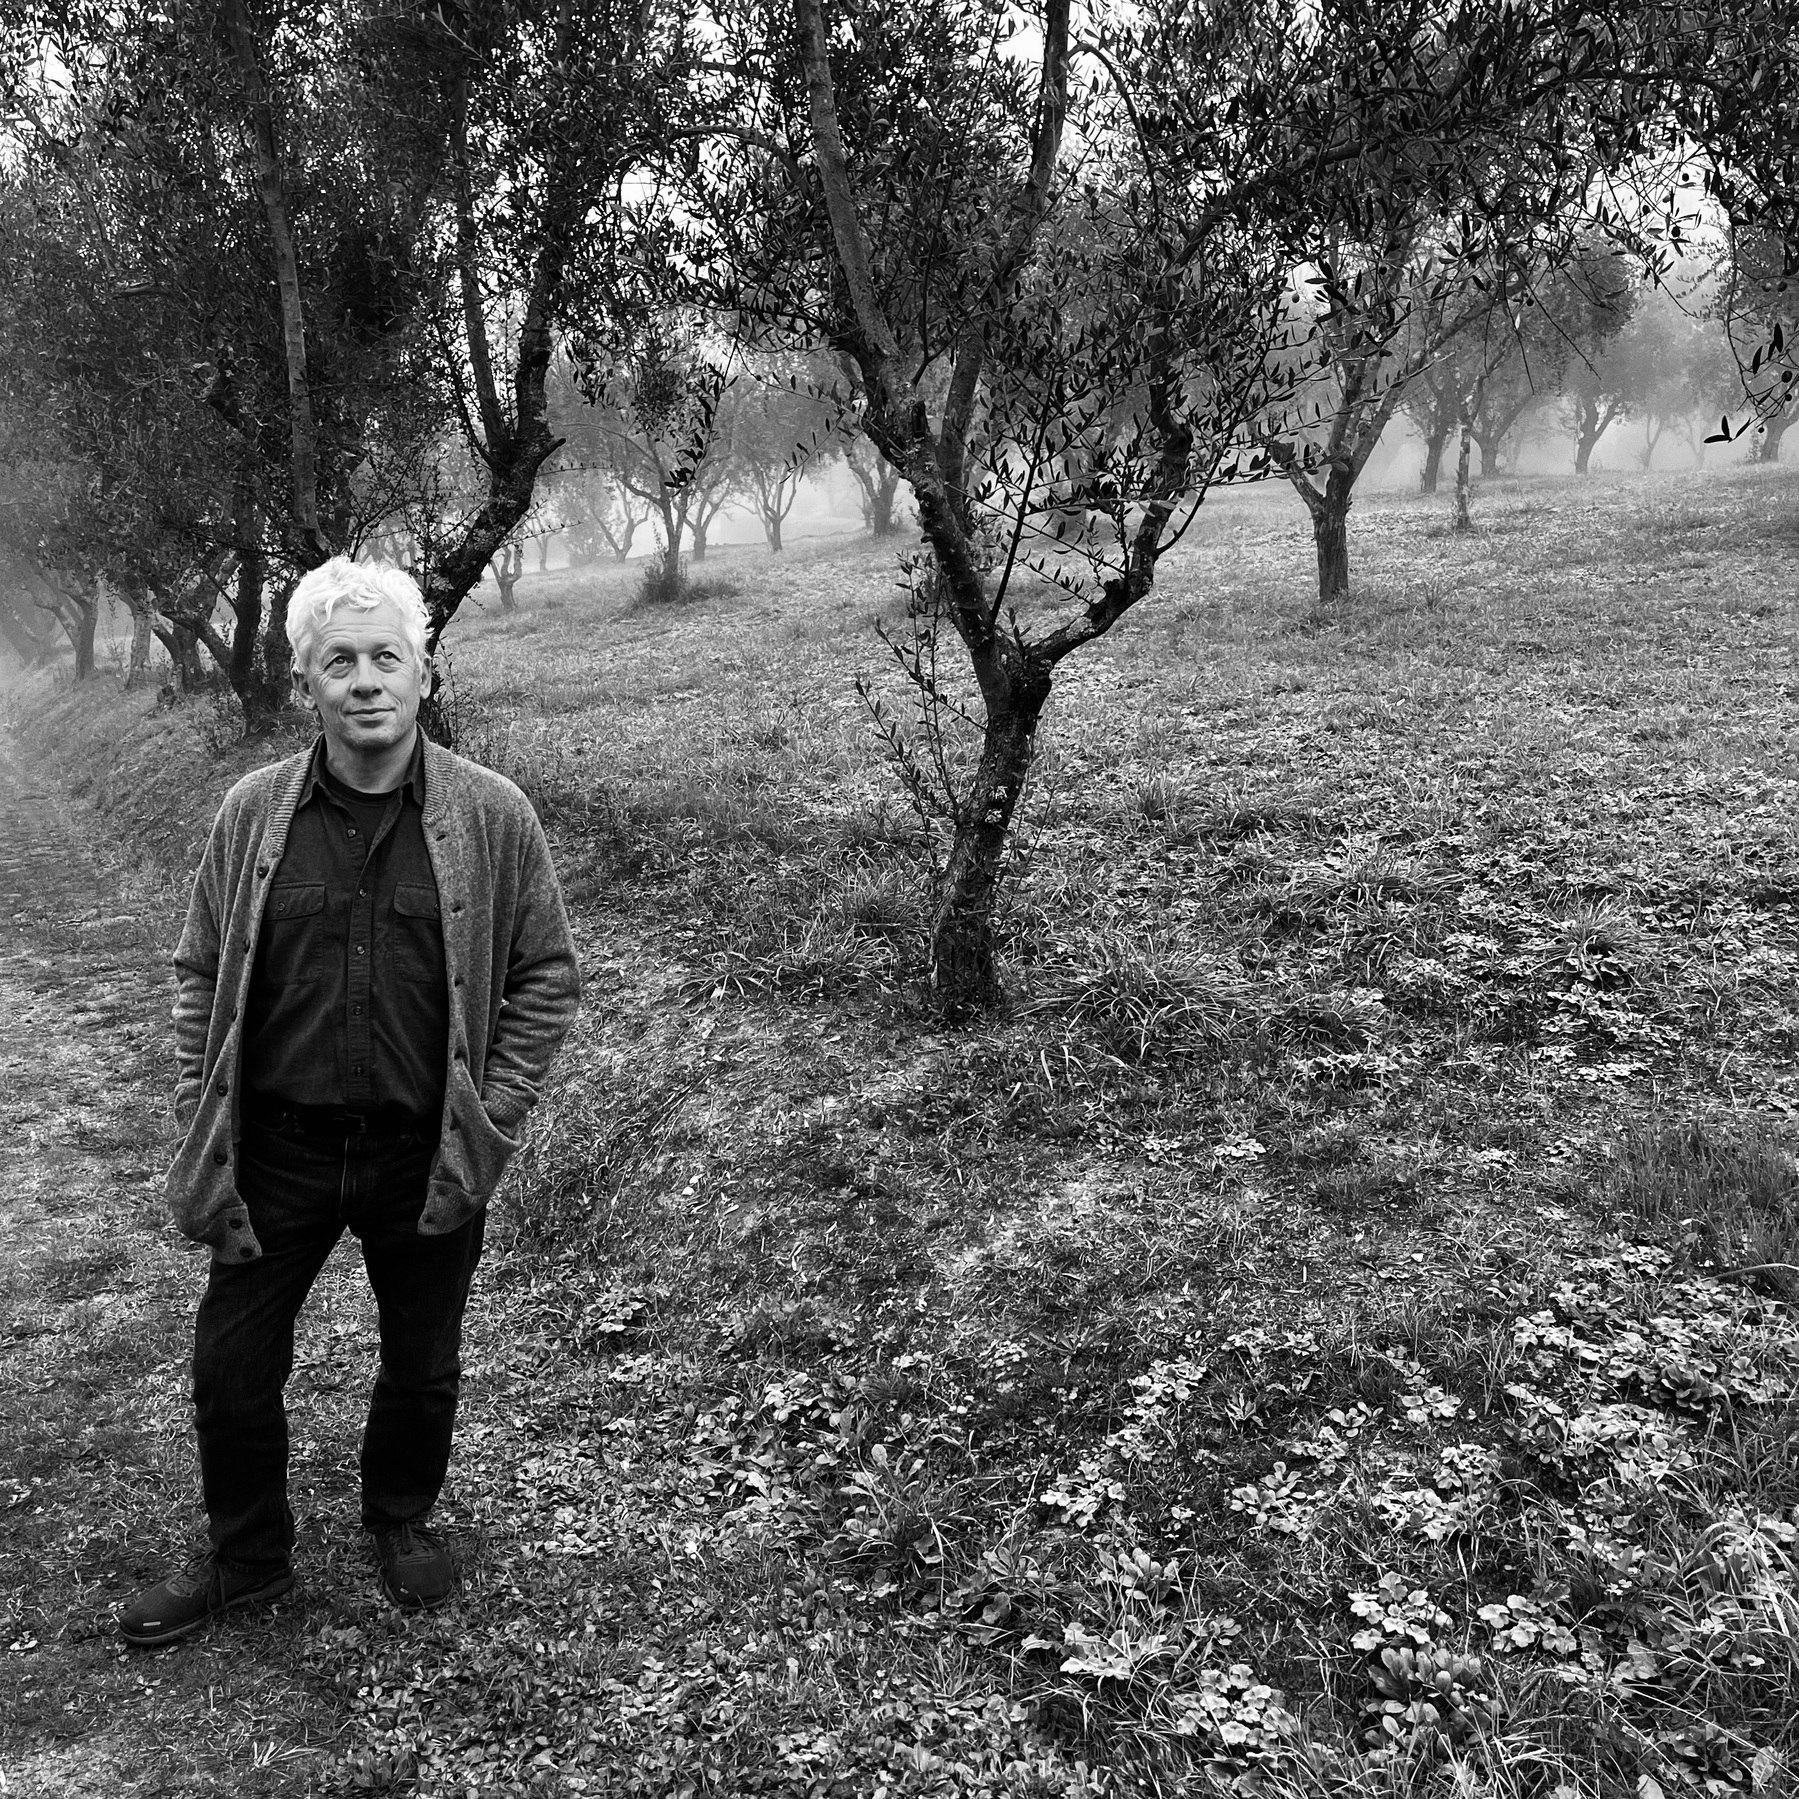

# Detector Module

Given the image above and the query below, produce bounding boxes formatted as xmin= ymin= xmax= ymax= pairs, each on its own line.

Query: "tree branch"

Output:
xmin=792 ymin=0 xmax=900 ymax=364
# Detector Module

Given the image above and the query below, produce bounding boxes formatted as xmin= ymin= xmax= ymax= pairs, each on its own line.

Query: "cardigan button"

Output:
xmin=216 ymin=1080 xmax=228 ymax=1096
xmin=213 ymin=1150 xmax=229 ymax=1165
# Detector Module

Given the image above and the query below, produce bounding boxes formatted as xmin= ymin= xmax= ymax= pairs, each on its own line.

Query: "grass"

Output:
xmin=3 ymin=465 xmax=1799 ymax=1796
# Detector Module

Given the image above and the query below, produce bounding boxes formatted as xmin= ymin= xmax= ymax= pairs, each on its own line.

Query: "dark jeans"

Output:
xmin=192 ymin=1114 xmax=485 ymax=1574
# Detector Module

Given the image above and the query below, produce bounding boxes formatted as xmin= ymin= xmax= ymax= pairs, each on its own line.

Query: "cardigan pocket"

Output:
xmin=446 ymin=1060 xmax=521 ymax=1200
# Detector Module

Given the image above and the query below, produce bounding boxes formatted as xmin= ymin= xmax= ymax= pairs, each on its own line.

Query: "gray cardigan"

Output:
xmin=166 ymin=737 xmax=580 ymax=1261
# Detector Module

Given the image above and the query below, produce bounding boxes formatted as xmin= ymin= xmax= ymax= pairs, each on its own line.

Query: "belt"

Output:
xmin=243 ymin=1098 xmax=432 ymax=1140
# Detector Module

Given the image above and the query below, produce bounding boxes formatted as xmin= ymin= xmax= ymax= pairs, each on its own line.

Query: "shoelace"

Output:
xmin=380 ymin=1523 xmax=426 ymax=1560
xmin=165 ymin=1561 xmax=218 ymax=1601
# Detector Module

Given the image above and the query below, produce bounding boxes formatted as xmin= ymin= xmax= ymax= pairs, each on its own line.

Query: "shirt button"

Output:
xmin=348 ymin=827 xmax=359 ymax=838
xmin=357 ymin=888 xmax=367 ymax=898
xmin=354 ymin=944 xmax=366 ymax=956
xmin=352 ymin=1004 xmax=363 ymax=1017
xmin=352 ymin=1064 xmax=363 ymax=1075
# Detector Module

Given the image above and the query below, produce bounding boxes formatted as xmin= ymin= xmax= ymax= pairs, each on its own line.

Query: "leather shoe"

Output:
xmin=118 ymin=1554 xmax=294 ymax=1648
xmin=373 ymin=1520 xmax=456 ymax=1610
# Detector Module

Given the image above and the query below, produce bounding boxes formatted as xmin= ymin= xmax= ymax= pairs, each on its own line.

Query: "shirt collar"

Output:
xmin=298 ymin=732 xmax=427 ymax=809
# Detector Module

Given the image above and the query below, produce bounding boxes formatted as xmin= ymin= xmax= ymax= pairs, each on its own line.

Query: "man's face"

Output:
xmin=293 ymin=599 xmax=429 ymax=761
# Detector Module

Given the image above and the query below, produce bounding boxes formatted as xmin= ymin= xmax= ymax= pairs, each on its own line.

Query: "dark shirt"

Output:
xmin=242 ymin=736 xmax=448 ymax=1120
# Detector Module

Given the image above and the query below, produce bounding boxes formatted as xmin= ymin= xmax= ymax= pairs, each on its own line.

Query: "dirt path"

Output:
xmin=0 ymin=743 xmax=419 ymax=1794
xmin=0 ymin=740 xmax=202 ymax=1793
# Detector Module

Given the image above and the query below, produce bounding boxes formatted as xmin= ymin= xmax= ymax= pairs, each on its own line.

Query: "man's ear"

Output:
xmin=420 ymin=658 xmax=437 ymax=701
xmin=291 ymin=664 xmax=315 ymax=709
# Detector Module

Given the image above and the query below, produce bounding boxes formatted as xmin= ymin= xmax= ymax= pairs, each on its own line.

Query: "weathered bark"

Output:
xmin=689 ymin=484 xmax=731 ymax=565
xmin=765 ymin=511 xmax=784 ymax=551
xmin=492 ymin=541 xmax=523 ymax=612
xmin=535 ymin=535 xmax=551 ymax=573
xmin=651 ymin=483 xmax=685 ymax=593
xmin=223 ymin=0 xmax=327 ymax=559
xmin=452 ymin=82 xmax=508 ymax=457
xmin=230 ymin=540 xmax=269 ymax=727
xmin=1759 ymin=408 xmax=1790 ymax=463
xmin=260 ymin=575 xmax=294 ymax=714
xmin=69 ymin=592 xmax=98 ymax=679
xmin=1268 ymin=347 xmax=1402 ymax=606
xmin=1312 ymin=489 xmax=1349 ymax=602
xmin=154 ymin=622 xmax=208 ymax=694
xmin=929 ymin=668 xmax=1051 ymax=1016
xmin=419 ymin=110 xmax=573 ymax=641
xmin=1453 ymin=403 xmax=1475 ymax=532
xmin=846 ymin=444 xmax=905 ymax=532
xmin=1572 ymin=394 xmax=1621 ymax=475
xmin=1475 ymin=433 xmax=1503 ymax=477
xmin=1420 ymin=417 xmax=1450 ymax=493
xmin=124 ymin=599 xmax=155 ymax=690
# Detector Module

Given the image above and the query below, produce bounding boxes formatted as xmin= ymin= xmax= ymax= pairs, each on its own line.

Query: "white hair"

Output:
xmin=287 ymin=557 xmax=430 ymax=670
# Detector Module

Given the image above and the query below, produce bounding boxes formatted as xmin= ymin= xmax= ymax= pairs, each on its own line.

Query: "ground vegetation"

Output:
xmin=3 ymin=467 xmax=1797 ymax=1796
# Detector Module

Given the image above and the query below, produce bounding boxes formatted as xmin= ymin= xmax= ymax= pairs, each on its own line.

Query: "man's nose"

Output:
xmin=351 ymin=657 xmax=383 ymax=690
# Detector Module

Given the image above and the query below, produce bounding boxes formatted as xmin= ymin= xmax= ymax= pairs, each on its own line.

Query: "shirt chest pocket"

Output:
xmin=391 ymin=881 xmax=444 ymax=984
xmin=263 ymin=882 xmax=326 ymax=983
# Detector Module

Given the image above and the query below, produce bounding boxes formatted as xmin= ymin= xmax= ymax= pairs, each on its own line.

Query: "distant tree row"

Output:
xmin=1397 ymin=232 xmax=1780 ymax=489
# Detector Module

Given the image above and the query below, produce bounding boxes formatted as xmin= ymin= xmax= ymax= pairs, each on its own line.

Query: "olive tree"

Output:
xmin=692 ymin=0 xmax=1667 ymax=1012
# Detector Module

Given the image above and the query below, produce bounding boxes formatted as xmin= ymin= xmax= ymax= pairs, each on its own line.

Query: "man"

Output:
xmin=120 ymin=558 xmax=579 ymax=1647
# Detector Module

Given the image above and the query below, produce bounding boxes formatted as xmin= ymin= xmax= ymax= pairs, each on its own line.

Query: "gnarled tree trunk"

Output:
xmin=1453 ymin=403 xmax=1475 ymax=531
xmin=154 ymin=622 xmax=207 ymax=694
xmin=124 ymin=598 xmax=155 ymax=689
xmin=1292 ymin=462 xmax=1355 ymax=605
xmin=230 ymin=545 xmax=270 ymax=728
xmin=929 ymin=663 xmax=1052 ymax=1015
xmin=1419 ymin=417 xmax=1450 ymax=493
xmin=492 ymin=541 xmax=523 ymax=612
xmin=67 ymin=589 xmax=99 ymax=679
xmin=260 ymin=573 xmax=294 ymax=715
